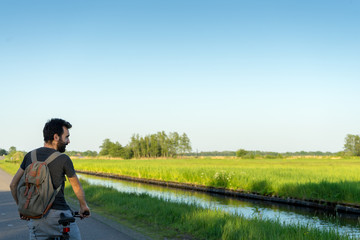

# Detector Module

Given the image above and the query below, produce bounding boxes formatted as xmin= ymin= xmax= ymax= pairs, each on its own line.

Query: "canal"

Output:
xmin=77 ymin=173 xmax=360 ymax=238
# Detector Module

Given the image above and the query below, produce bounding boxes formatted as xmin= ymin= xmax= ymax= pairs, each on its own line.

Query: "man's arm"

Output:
xmin=9 ymin=168 xmax=24 ymax=205
xmin=68 ymin=174 xmax=90 ymax=218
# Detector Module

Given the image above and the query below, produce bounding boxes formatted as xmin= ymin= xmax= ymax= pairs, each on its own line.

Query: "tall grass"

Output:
xmin=65 ymin=180 xmax=351 ymax=240
xmin=71 ymin=157 xmax=360 ymax=204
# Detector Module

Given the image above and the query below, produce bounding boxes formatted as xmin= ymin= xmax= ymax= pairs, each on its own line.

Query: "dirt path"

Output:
xmin=0 ymin=168 xmax=151 ymax=240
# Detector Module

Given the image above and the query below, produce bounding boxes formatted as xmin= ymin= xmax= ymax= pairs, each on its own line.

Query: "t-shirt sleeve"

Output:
xmin=20 ymin=153 xmax=31 ymax=170
xmin=63 ymin=156 xmax=76 ymax=178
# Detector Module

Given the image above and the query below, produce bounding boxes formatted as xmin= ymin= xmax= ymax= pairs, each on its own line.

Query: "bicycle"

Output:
xmin=35 ymin=210 xmax=90 ymax=240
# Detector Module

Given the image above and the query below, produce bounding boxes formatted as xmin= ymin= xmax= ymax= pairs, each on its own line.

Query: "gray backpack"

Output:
xmin=17 ymin=150 xmax=62 ymax=218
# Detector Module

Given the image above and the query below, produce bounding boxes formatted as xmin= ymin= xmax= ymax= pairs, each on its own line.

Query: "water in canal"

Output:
xmin=77 ymin=173 xmax=360 ymax=238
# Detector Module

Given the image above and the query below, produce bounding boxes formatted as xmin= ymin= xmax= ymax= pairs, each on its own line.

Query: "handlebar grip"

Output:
xmin=72 ymin=211 xmax=90 ymax=218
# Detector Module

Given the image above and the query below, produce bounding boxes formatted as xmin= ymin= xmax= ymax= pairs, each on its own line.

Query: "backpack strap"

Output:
xmin=31 ymin=150 xmax=38 ymax=163
xmin=44 ymin=152 xmax=63 ymax=213
xmin=30 ymin=150 xmax=62 ymax=164
xmin=44 ymin=151 xmax=62 ymax=165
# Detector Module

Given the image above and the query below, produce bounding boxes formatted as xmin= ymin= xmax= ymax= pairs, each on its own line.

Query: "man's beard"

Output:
xmin=57 ymin=139 xmax=67 ymax=153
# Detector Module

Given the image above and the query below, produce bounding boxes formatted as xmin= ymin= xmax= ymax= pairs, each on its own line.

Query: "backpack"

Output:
xmin=17 ymin=150 xmax=62 ymax=219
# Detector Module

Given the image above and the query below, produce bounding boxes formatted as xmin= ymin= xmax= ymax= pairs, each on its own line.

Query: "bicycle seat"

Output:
xmin=58 ymin=213 xmax=75 ymax=226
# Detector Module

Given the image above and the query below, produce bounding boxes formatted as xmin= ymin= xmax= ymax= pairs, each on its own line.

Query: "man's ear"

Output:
xmin=54 ymin=134 xmax=60 ymax=142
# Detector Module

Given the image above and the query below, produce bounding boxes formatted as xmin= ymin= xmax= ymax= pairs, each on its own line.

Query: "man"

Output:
xmin=10 ymin=118 xmax=90 ymax=240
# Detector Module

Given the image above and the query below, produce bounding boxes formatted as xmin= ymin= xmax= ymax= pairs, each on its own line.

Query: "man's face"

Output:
xmin=57 ymin=127 xmax=70 ymax=153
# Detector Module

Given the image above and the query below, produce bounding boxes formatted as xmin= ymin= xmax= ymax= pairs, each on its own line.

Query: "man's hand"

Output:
xmin=79 ymin=204 xmax=90 ymax=219
xmin=19 ymin=213 xmax=30 ymax=221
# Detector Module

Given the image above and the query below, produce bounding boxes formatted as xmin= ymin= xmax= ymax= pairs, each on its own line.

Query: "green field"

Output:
xmin=71 ymin=157 xmax=360 ymax=204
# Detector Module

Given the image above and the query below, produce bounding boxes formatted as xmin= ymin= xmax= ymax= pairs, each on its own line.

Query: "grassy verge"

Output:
xmin=0 ymin=161 xmax=21 ymax=175
xmin=65 ymin=179 xmax=351 ymax=240
xmin=71 ymin=157 xmax=360 ymax=204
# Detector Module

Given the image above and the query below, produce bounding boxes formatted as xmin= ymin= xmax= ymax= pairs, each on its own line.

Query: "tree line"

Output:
xmin=186 ymin=150 xmax=335 ymax=158
xmin=99 ymin=131 xmax=192 ymax=159
xmin=1 ymin=133 xmax=359 ymax=159
xmin=65 ymin=150 xmax=98 ymax=157
xmin=231 ymin=134 xmax=360 ymax=158
xmin=185 ymin=133 xmax=360 ymax=158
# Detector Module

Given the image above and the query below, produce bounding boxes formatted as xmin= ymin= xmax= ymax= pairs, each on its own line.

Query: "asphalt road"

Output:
xmin=0 ymin=168 xmax=151 ymax=240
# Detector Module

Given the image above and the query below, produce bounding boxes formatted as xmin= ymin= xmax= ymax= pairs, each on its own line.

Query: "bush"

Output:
xmin=121 ymin=147 xmax=134 ymax=159
xmin=236 ymin=149 xmax=248 ymax=157
xmin=5 ymin=151 xmax=24 ymax=163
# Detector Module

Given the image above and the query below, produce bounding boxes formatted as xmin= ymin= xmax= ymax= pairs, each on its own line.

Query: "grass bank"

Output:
xmin=71 ymin=157 xmax=360 ymax=204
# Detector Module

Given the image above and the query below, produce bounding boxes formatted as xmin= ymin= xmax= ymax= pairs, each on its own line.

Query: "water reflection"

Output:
xmin=77 ymin=174 xmax=360 ymax=238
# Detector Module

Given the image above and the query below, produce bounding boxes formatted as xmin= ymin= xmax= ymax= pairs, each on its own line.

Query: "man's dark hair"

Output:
xmin=43 ymin=118 xmax=72 ymax=143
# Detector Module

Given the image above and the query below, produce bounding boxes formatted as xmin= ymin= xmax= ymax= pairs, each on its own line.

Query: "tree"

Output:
xmin=179 ymin=133 xmax=192 ymax=156
xmin=130 ymin=134 xmax=141 ymax=158
xmin=236 ymin=149 xmax=248 ymax=157
xmin=99 ymin=139 xmax=125 ymax=157
xmin=99 ymin=139 xmax=112 ymax=156
xmin=0 ymin=148 xmax=8 ymax=155
xmin=108 ymin=131 xmax=192 ymax=159
xmin=140 ymin=137 xmax=147 ymax=157
xmin=157 ymin=131 xmax=168 ymax=157
xmin=344 ymin=134 xmax=360 ymax=156
xmin=9 ymin=146 xmax=17 ymax=155
xmin=150 ymin=134 xmax=160 ymax=157
xmin=109 ymin=141 xmax=125 ymax=157
xmin=168 ymin=132 xmax=180 ymax=157
xmin=121 ymin=146 xmax=133 ymax=159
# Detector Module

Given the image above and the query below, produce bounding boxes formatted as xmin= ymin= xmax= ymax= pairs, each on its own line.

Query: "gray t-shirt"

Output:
xmin=20 ymin=147 xmax=76 ymax=210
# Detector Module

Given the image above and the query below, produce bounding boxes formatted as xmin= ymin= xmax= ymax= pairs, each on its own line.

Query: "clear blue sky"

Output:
xmin=1 ymin=0 xmax=359 ymax=153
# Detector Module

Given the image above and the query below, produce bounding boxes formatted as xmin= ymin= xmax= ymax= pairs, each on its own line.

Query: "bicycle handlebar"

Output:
xmin=58 ymin=211 xmax=90 ymax=226
xmin=73 ymin=211 xmax=90 ymax=218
